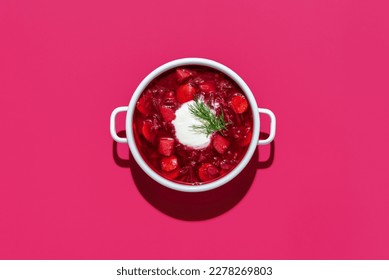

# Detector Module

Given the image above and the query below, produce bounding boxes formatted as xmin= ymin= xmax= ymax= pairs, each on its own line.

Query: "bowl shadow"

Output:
xmin=113 ymin=131 xmax=275 ymax=221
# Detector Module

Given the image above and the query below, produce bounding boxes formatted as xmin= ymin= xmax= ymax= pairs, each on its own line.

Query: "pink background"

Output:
xmin=1 ymin=0 xmax=389 ymax=259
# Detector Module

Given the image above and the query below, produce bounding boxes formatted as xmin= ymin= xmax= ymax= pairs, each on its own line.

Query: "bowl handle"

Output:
xmin=257 ymin=108 xmax=276 ymax=145
xmin=110 ymin=106 xmax=128 ymax=143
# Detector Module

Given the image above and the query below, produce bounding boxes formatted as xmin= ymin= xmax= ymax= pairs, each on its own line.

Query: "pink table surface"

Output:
xmin=1 ymin=0 xmax=389 ymax=260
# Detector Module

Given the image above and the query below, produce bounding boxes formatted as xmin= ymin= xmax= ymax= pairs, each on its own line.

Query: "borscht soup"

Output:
xmin=133 ymin=66 xmax=253 ymax=185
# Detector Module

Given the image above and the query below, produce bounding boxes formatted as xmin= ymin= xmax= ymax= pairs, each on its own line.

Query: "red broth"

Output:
xmin=133 ymin=66 xmax=253 ymax=185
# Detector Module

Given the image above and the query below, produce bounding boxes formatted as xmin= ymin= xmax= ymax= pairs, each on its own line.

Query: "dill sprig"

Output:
xmin=188 ymin=99 xmax=230 ymax=136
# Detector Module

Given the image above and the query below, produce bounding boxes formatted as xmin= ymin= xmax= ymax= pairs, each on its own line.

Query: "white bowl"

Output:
xmin=110 ymin=58 xmax=276 ymax=192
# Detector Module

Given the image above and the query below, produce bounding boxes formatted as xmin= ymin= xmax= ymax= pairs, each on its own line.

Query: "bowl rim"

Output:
xmin=126 ymin=57 xmax=260 ymax=192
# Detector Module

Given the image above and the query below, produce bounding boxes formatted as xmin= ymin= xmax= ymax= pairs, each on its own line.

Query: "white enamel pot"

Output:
xmin=110 ymin=58 xmax=276 ymax=192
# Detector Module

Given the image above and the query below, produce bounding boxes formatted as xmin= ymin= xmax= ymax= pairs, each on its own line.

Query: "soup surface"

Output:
xmin=133 ymin=66 xmax=253 ymax=185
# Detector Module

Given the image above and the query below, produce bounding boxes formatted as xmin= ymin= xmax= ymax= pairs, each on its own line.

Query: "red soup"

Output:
xmin=133 ymin=66 xmax=253 ymax=185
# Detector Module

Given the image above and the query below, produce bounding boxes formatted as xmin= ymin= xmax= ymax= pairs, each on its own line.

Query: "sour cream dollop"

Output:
xmin=172 ymin=100 xmax=211 ymax=149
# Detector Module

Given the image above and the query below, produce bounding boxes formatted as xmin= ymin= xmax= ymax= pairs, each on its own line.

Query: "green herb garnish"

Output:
xmin=188 ymin=99 xmax=231 ymax=136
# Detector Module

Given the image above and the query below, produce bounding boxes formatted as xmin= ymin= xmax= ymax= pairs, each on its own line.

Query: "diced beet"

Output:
xmin=176 ymin=68 xmax=193 ymax=82
xmin=176 ymin=83 xmax=196 ymax=103
xmin=212 ymin=134 xmax=230 ymax=154
xmin=161 ymin=155 xmax=178 ymax=172
xmin=160 ymin=106 xmax=176 ymax=122
xmin=161 ymin=168 xmax=180 ymax=180
xmin=136 ymin=94 xmax=152 ymax=115
xmin=230 ymin=94 xmax=248 ymax=114
xmin=142 ymin=119 xmax=155 ymax=142
xmin=198 ymin=163 xmax=219 ymax=182
xmin=207 ymin=165 xmax=219 ymax=176
xmin=158 ymin=137 xmax=175 ymax=156
xmin=199 ymin=81 xmax=216 ymax=93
